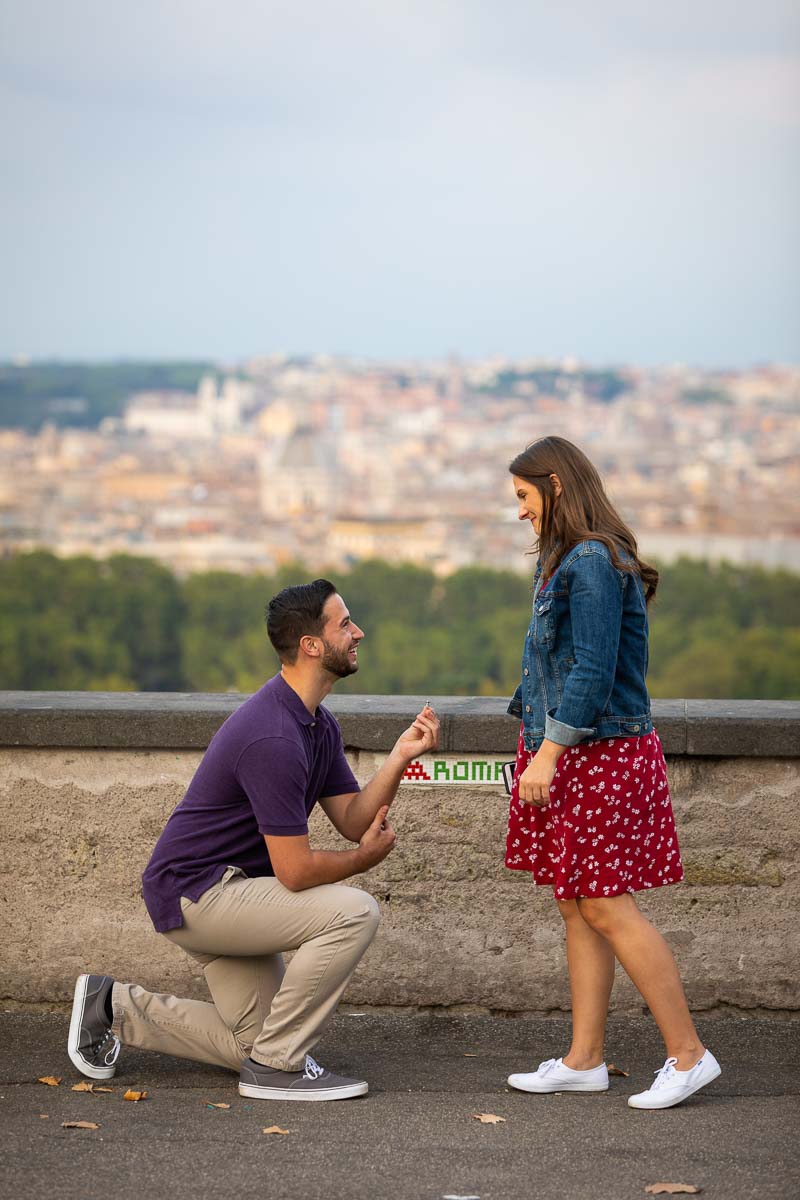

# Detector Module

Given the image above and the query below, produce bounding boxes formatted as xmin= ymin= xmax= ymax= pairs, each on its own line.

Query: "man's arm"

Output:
xmin=319 ymin=706 xmax=440 ymax=842
xmin=265 ymin=804 xmax=396 ymax=892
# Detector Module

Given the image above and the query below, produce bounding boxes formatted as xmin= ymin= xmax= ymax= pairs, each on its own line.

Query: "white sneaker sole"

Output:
xmin=67 ymin=974 xmax=117 ymax=1081
xmin=238 ymin=1080 xmax=368 ymax=1102
xmin=628 ymin=1063 xmax=722 ymax=1109
xmin=508 ymin=1075 xmax=609 ymax=1094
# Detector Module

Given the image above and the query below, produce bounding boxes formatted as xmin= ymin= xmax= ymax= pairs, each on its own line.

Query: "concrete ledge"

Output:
xmin=0 ymin=691 xmax=798 ymax=755
xmin=684 ymin=700 xmax=800 ymax=756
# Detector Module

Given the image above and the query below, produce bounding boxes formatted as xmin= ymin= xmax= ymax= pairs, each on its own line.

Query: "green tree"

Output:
xmin=1 ymin=551 xmax=798 ymax=700
xmin=103 ymin=556 xmax=185 ymax=690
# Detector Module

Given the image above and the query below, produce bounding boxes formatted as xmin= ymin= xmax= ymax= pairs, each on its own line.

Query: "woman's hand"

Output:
xmin=517 ymin=740 xmax=565 ymax=807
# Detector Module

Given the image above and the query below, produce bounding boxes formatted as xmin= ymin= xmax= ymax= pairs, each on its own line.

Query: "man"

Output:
xmin=68 ymin=578 xmax=439 ymax=1102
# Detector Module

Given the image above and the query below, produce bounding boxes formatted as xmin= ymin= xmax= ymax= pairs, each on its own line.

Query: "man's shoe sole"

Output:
xmin=238 ymin=1080 xmax=368 ymax=1102
xmin=628 ymin=1062 xmax=722 ymax=1109
xmin=67 ymin=974 xmax=116 ymax=1081
xmin=508 ymin=1076 xmax=609 ymax=1094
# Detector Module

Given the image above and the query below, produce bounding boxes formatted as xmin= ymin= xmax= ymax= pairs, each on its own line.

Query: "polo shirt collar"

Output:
xmin=274 ymin=672 xmax=318 ymax=726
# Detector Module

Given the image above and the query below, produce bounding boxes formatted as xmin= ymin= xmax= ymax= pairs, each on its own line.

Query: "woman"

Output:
xmin=505 ymin=436 xmax=720 ymax=1110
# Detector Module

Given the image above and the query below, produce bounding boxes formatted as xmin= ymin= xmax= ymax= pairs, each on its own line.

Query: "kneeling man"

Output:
xmin=68 ymin=579 xmax=439 ymax=1101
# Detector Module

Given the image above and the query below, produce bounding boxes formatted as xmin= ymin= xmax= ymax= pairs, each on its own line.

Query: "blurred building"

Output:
xmin=259 ymin=425 xmax=339 ymax=519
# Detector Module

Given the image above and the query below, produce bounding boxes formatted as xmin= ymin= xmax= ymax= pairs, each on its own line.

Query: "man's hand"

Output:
xmin=320 ymin=706 xmax=440 ymax=846
xmin=358 ymin=805 xmax=396 ymax=868
xmin=392 ymin=704 xmax=440 ymax=763
xmin=517 ymin=740 xmax=565 ymax=807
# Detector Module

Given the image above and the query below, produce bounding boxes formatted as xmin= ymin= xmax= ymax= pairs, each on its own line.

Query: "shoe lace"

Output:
xmin=97 ymin=1030 xmax=120 ymax=1066
xmin=650 ymin=1056 xmax=678 ymax=1089
xmin=538 ymin=1058 xmax=560 ymax=1074
xmin=303 ymin=1055 xmax=326 ymax=1080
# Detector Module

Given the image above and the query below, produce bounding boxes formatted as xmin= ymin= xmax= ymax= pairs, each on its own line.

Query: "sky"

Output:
xmin=1 ymin=0 xmax=799 ymax=367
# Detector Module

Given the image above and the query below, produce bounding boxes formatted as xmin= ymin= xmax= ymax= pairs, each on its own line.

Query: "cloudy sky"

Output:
xmin=1 ymin=1 xmax=798 ymax=365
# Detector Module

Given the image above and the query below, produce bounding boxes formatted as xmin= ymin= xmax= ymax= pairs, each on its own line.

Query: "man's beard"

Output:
xmin=320 ymin=639 xmax=358 ymax=678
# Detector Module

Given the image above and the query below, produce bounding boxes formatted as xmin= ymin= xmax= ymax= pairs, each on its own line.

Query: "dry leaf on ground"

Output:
xmin=72 ymin=1082 xmax=114 ymax=1093
xmin=262 ymin=1125 xmax=291 ymax=1135
xmin=205 ymin=1102 xmax=231 ymax=1109
xmin=607 ymin=1063 xmax=630 ymax=1077
xmin=62 ymin=1121 xmax=100 ymax=1130
xmin=38 ymin=1076 xmax=61 ymax=1087
xmin=39 ymin=1114 xmax=49 ymax=1119
xmin=645 ymin=1185 xmax=702 ymax=1195
xmin=123 ymin=1089 xmax=148 ymax=1102
xmin=472 ymin=1112 xmax=506 ymax=1124
xmin=463 ymin=1053 xmax=479 ymax=1057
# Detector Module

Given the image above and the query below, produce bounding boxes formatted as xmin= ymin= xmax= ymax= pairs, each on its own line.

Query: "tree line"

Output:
xmin=0 ymin=551 xmax=798 ymax=700
xmin=0 ymin=362 xmax=214 ymax=432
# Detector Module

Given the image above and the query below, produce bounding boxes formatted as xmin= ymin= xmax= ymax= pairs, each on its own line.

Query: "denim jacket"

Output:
xmin=508 ymin=539 xmax=653 ymax=752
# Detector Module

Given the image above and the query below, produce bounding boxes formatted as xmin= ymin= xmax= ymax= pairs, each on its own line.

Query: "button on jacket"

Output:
xmin=508 ymin=539 xmax=654 ymax=752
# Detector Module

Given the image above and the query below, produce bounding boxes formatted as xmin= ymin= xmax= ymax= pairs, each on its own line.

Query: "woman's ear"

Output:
xmin=550 ymin=473 xmax=563 ymax=498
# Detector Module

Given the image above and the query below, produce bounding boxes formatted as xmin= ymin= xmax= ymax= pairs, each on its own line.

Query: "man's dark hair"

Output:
xmin=266 ymin=579 xmax=338 ymax=664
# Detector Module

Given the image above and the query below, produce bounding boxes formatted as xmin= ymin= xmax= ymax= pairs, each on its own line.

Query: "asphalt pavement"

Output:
xmin=1 ymin=1011 xmax=798 ymax=1200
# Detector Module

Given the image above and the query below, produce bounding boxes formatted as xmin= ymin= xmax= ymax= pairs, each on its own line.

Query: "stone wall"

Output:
xmin=1 ymin=694 xmax=798 ymax=1013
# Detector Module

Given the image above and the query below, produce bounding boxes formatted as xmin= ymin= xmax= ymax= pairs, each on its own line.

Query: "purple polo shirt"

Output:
xmin=141 ymin=674 xmax=359 ymax=932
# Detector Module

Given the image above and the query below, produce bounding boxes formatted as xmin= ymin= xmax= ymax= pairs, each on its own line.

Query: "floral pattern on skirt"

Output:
xmin=505 ymin=725 xmax=684 ymax=899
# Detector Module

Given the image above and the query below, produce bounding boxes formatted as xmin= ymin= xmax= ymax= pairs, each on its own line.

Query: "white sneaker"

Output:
xmin=628 ymin=1050 xmax=721 ymax=1109
xmin=508 ymin=1057 xmax=609 ymax=1094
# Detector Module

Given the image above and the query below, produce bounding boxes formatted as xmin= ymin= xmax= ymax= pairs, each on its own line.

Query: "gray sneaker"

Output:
xmin=239 ymin=1053 xmax=368 ymax=1102
xmin=68 ymin=974 xmax=121 ymax=1080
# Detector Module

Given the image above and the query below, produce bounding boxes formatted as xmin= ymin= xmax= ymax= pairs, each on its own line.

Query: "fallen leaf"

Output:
xmin=123 ymin=1089 xmax=148 ymax=1102
xmin=205 ymin=1102 xmax=231 ymax=1110
xmin=38 ymin=1076 xmax=61 ymax=1087
xmin=71 ymin=1080 xmax=95 ymax=1092
xmin=608 ymin=1063 xmax=630 ymax=1077
xmin=645 ymin=1185 xmax=702 ymax=1196
xmin=94 ymin=1086 xmax=114 ymax=1093
xmin=463 ymin=1053 xmax=479 ymax=1058
xmin=62 ymin=1121 xmax=100 ymax=1130
xmin=262 ymin=1125 xmax=291 ymax=1135
xmin=472 ymin=1112 xmax=506 ymax=1124
xmin=39 ymin=1114 xmax=49 ymax=1119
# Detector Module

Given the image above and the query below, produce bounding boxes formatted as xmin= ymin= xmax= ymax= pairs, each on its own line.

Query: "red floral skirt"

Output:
xmin=505 ymin=725 xmax=684 ymax=899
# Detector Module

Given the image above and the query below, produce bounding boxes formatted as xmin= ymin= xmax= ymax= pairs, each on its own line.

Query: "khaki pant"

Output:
xmin=111 ymin=868 xmax=381 ymax=1073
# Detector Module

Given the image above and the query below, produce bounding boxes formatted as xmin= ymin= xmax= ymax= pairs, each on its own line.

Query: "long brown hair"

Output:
xmin=509 ymin=436 xmax=659 ymax=602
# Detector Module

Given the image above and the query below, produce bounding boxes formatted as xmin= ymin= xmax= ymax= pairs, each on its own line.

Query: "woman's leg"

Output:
xmin=558 ymin=898 xmax=616 ymax=1069
xmin=576 ymin=894 xmax=704 ymax=1070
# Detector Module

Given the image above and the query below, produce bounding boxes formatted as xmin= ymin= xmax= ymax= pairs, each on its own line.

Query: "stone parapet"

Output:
xmin=1 ymin=692 xmax=798 ymax=1013
xmin=1 ymin=693 xmax=798 ymax=756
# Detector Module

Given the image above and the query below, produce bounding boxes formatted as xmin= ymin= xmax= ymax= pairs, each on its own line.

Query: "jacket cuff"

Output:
xmin=507 ymin=686 xmax=523 ymax=719
xmin=545 ymin=711 xmax=596 ymax=746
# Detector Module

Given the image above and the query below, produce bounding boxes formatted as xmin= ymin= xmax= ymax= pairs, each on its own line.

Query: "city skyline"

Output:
xmin=1 ymin=1 xmax=798 ymax=367
xmin=2 ymin=354 xmax=798 ymax=577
